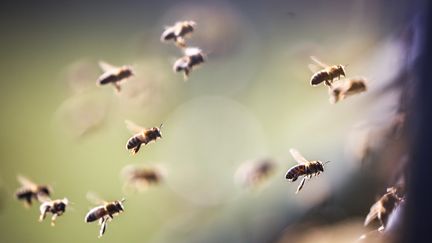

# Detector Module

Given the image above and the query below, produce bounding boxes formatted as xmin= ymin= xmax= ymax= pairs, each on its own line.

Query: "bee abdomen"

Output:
xmin=310 ymin=71 xmax=330 ymax=85
xmin=285 ymin=165 xmax=306 ymax=181
xmin=127 ymin=136 xmax=142 ymax=150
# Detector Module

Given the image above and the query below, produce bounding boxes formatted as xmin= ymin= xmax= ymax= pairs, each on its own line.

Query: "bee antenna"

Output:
xmin=159 ymin=123 xmax=163 ymax=129
xmin=324 ymin=161 xmax=331 ymax=165
xmin=120 ymin=198 xmax=126 ymax=203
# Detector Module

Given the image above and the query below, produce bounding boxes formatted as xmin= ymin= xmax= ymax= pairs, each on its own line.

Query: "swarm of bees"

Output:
xmin=84 ymin=193 xmax=125 ymax=238
xmin=285 ymin=149 xmax=328 ymax=194
xmin=15 ymin=175 xmax=69 ymax=226
xmin=121 ymin=164 xmax=164 ymax=192
xmin=308 ymin=56 xmax=368 ymax=103
xmin=96 ymin=61 xmax=134 ymax=92
xmin=161 ymin=20 xmax=206 ymax=80
xmin=125 ymin=120 xmax=163 ymax=154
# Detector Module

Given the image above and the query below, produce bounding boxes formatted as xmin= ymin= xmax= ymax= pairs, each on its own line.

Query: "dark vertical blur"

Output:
xmin=404 ymin=1 xmax=432 ymax=242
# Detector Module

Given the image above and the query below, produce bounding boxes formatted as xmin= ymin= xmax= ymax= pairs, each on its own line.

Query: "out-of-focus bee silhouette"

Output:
xmin=15 ymin=175 xmax=52 ymax=207
xmin=235 ymin=158 xmax=277 ymax=189
xmin=39 ymin=198 xmax=68 ymax=226
xmin=364 ymin=186 xmax=404 ymax=232
xmin=173 ymin=47 xmax=206 ymax=80
xmin=285 ymin=149 xmax=328 ymax=194
xmin=308 ymin=56 xmax=346 ymax=87
xmin=161 ymin=21 xmax=196 ymax=47
xmin=84 ymin=193 xmax=125 ymax=238
xmin=125 ymin=120 xmax=163 ymax=154
xmin=329 ymin=78 xmax=368 ymax=104
xmin=121 ymin=164 xmax=164 ymax=192
xmin=96 ymin=61 xmax=134 ymax=92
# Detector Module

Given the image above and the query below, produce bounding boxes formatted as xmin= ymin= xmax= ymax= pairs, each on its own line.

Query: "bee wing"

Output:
xmin=289 ymin=148 xmax=309 ymax=164
xmin=184 ymin=47 xmax=202 ymax=56
xmin=310 ymin=56 xmax=330 ymax=68
xmin=86 ymin=192 xmax=107 ymax=205
xmin=98 ymin=61 xmax=118 ymax=72
xmin=125 ymin=120 xmax=144 ymax=134
xmin=17 ymin=175 xmax=37 ymax=189
xmin=364 ymin=201 xmax=383 ymax=226
xmin=308 ymin=63 xmax=323 ymax=74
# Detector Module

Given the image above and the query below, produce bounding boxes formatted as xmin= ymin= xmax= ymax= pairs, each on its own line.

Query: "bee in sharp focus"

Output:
xmin=285 ymin=149 xmax=328 ymax=194
xmin=173 ymin=47 xmax=206 ymax=80
xmin=308 ymin=56 xmax=346 ymax=87
xmin=125 ymin=120 xmax=163 ymax=154
xmin=329 ymin=77 xmax=368 ymax=103
xmin=84 ymin=193 xmax=125 ymax=238
xmin=121 ymin=164 xmax=164 ymax=192
xmin=39 ymin=198 xmax=68 ymax=226
xmin=15 ymin=175 xmax=52 ymax=207
xmin=161 ymin=21 xmax=196 ymax=48
xmin=96 ymin=61 xmax=134 ymax=92
xmin=235 ymin=158 xmax=277 ymax=188
xmin=364 ymin=186 xmax=404 ymax=232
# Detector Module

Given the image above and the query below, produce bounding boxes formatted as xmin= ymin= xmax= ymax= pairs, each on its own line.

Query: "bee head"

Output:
xmin=318 ymin=161 xmax=331 ymax=172
xmin=115 ymin=199 xmax=125 ymax=212
xmin=155 ymin=124 xmax=163 ymax=138
xmin=337 ymin=65 xmax=346 ymax=76
xmin=38 ymin=185 xmax=52 ymax=196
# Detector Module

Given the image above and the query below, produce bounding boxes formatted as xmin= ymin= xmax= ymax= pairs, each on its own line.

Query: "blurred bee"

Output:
xmin=15 ymin=175 xmax=52 ymax=207
xmin=173 ymin=47 xmax=206 ymax=80
xmin=121 ymin=164 xmax=164 ymax=192
xmin=235 ymin=158 xmax=277 ymax=188
xmin=308 ymin=56 xmax=346 ymax=86
xmin=161 ymin=21 xmax=196 ymax=47
xmin=96 ymin=61 xmax=134 ymax=92
xmin=39 ymin=198 xmax=68 ymax=226
xmin=84 ymin=193 xmax=125 ymax=238
xmin=329 ymin=78 xmax=368 ymax=104
xmin=364 ymin=186 xmax=404 ymax=231
xmin=285 ymin=149 xmax=328 ymax=194
xmin=125 ymin=120 xmax=163 ymax=154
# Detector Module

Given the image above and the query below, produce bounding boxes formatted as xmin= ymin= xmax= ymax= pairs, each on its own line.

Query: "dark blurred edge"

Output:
xmin=403 ymin=1 xmax=432 ymax=242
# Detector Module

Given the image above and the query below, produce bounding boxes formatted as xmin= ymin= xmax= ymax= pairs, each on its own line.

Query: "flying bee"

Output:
xmin=39 ymin=198 xmax=68 ymax=226
xmin=125 ymin=120 xmax=163 ymax=154
xmin=121 ymin=164 xmax=164 ymax=192
xmin=84 ymin=193 xmax=125 ymax=238
xmin=308 ymin=56 xmax=346 ymax=87
xmin=285 ymin=149 xmax=328 ymax=194
xmin=329 ymin=78 xmax=368 ymax=103
xmin=15 ymin=175 xmax=52 ymax=207
xmin=161 ymin=21 xmax=196 ymax=48
xmin=364 ymin=186 xmax=404 ymax=232
xmin=235 ymin=158 xmax=277 ymax=188
xmin=173 ymin=47 xmax=206 ymax=80
xmin=96 ymin=61 xmax=134 ymax=92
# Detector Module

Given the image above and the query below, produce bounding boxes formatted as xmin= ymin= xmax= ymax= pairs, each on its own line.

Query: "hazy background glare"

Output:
xmin=0 ymin=0 xmax=413 ymax=242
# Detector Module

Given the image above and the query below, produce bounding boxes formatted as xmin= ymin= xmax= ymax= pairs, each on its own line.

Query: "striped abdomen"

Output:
xmin=310 ymin=70 xmax=331 ymax=86
xmin=127 ymin=134 xmax=143 ymax=150
xmin=85 ymin=206 xmax=108 ymax=223
xmin=285 ymin=164 xmax=307 ymax=181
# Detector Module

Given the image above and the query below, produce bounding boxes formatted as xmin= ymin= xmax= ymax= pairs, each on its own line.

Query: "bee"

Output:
xmin=285 ymin=149 xmax=328 ymax=194
xmin=161 ymin=21 xmax=196 ymax=47
xmin=235 ymin=158 xmax=277 ymax=188
xmin=173 ymin=47 xmax=206 ymax=80
xmin=15 ymin=175 xmax=52 ymax=207
xmin=39 ymin=198 xmax=68 ymax=226
xmin=329 ymin=78 xmax=368 ymax=103
xmin=308 ymin=56 xmax=346 ymax=86
xmin=96 ymin=61 xmax=134 ymax=92
xmin=84 ymin=193 xmax=125 ymax=238
xmin=364 ymin=186 xmax=404 ymax=232
xmin=125 ymin=120 xmax=163 ymax=154
xmin=121 ymin=164 xmax=164 ymax=192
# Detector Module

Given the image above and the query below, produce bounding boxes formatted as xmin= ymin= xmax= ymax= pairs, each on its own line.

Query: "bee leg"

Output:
xmin=39 ymin=209 xmax=47 ymax=222
xmin=133 ymin=144 xmax=141 ymax=154
xmin=295 ymin=177 xmax=307 ymax=194
xmin=175 ymin=37 xmax=186 ymax=48
xmin=98 ymin=217 xmax=107 ymax=238
xmin=113 ymin=82 xmax=121 ymax=93
xmin=51 ymin=214 xmax=57 ymax=226
xmin=183 ymin=69 xmax=190 ymax=81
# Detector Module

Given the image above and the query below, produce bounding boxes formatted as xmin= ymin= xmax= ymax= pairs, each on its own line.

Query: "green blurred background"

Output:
xmin=0 ymin=0 xmax=413 ymax=242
